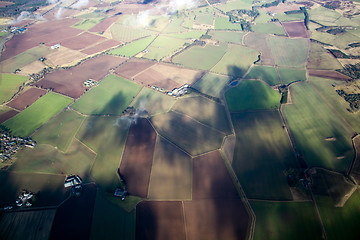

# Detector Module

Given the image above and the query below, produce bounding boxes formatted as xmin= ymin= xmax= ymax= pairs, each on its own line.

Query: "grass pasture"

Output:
xmin=191 ymin=72 xmax=231 ymax=98
xmin=278 ymin=67 xmax=307 ymax=85
xmin=231 ymin=111 xmax=297 ymax=200
xmin=195 ymin=13 xmax=214 ymax=25
xmin=72 ymin=74 xmax=142 ymax=115
xmin=2 ymin=92 xmax=73 ymax=137
xmin=143 ymin=36 xmax=188 ymax=61
xmin=150 ymin=111 xmax=226 ymax=156
xmin=216 ymin=0 xmax=252 ymax=12
xmin=148 ymin=137 xmax=192 ymax=200
xmin=244 ymin=66 xmax=280 ymax=86
xmin=251 ymin=201 xmax=322 ymax=240
xmin=0 ymin=74 xmax=28 ymax=104
xmin=208 ymin=30 xmax=245 ymax=44
xmin=211 ymin=44 xmax=259 ymax=77
xmin=252 ymin=22 xmax=286 ymax=35
xmin=33 ymin=109 xmax=84 ymax=152
xmin=162 ymin=17 xmax=186 ymax=33
xmin=307 ymin=43 xmax=342 ymax=70
xmin=214 ymin=17 xmax=243 ymax=31
xmin=171 ymin=96 xmax=232 ymax=134
xmin=225 ymin=80 xmax=281 ymax=111
xmin=108 ymin=35 xmax=156 ymax=57
xmin=166 ymin=30 xmax=206 ymax=39
xmin=282 ymin=82 xmax=354 ymax=171
xmin=72 ymin=17 xmax=104 ymax=30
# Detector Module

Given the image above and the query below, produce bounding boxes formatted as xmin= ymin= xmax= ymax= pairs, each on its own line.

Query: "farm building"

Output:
xmin=64 ymin=175 xmax=82 ymax=188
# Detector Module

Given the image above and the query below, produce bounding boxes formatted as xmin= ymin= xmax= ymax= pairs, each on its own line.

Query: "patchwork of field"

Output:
xmin=308 ymin=70 xmax=350 ymax=81
xmin=282 ymin=21 xmax=309 ymax=38
xmin=208 ymin=30 xmax=245 ymax=44
xmin=243 ymin=33 xmax=275 ymax=65
xmin=252 ymin=22 xmax=286 ymax=35
xmin=72 ymin=74 xmax=142 ymax=115
xmin=89 ymin=16 xmax=119 ymax=33
xmin=46 ymin=47 xmax=88 ymax=67
xmin=191 ymin=72 xmax=231 ymax=98
xmin=81 ymin=39 xmax=121 ymax=55
xmin=7 ymin=88 xmax=47 ymax=111
xmin=109 ymin=35 xmax=156 ymax=57
xmin=278 ymin=67 xmax=307 ymax=85
xmin=0 ymin=109 xmax=18 ymax=124
xmin=2 ymin=92 xmax=73 ymax=137
xmin=166 ymin=30 xmax=206 ymax=39
xmin=307 ymin=43 xmax=342 ymax=70
xmin=0 ymin=73 xmax=28 ymax=104
xmin=244 ymin=66 xmax=280 ymax=86
xmin=111 ymin=24 xmax=156 ymax=43
xmin=143 ymin=36 xmax=188 ymax=61
xmin=214 ymin=17 xmax=243 ymax=31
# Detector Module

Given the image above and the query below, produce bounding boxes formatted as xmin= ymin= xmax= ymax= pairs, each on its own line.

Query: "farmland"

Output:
xmin=143 ymin=36 xmax=188 ymax=61
xmin=109 ymin=35 xmax=156 ymax=57
xmin=278 ymin=67 xmax=307 ymax=85
xmin=0 ymin=74 xmax=28 ymax=104
xmin=191 ymin=72 xmax=231 ymax=98
xmin=208 ymin=30 xmax=245 ymax=44
xmin=244 ymin=66 xmax=280 ymax=86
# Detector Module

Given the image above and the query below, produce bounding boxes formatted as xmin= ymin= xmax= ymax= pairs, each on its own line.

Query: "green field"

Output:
xmin=282 ymin=82 xmax=354 ymax=171
xmin=111 ymin=24 xmax=156 ymax=42
xmin=196 ymin=13 xmax=213 ymax=25
xmin=251 ymin=201 xmax=323 ymax=240
xmin=76 ymin=116 xmax=130 ymax=189
xmin=2 ymin=92 xmax=73 ymax=137
xmin=269 ymin=36 xmax=308 ymax=67
xmin=252 ymin=22 xmax=286 ymax=35
xmin=162 ymin=17 xmax=186 ymax=33
xmin=33 ymin=109 xmax=85 ymax=152
xmin=214 ymin=17 xmax=243 ymax=31
xmin=173 ymin=42 xmax=227 ymax=70
xmin=216 ymin=0 xmax=252 ymax=12
xmin=108 ymin=35 xmax=156 ymax=57
xmin=129 ymin=87 xmax=175 ymax=116
xmin=148 ymin=137 xmax=192 ymax=200
xmin=208 ymin=30 xmax=245 ymax=44
xmin=307 ymin=43 xmax=342 ymax=70
xmin=231 ymin=111 xmax=297 ymax=200
xmin=244 ymin=66 xmax=280 ymax=86
xmin=72 ymin=17 xmax=104 ymax=30
xmin=278 ymin=67 xmax=307 ymax=85
xmin=143 ymin=36 xmax=188 ymax=61
xmin=225 ymin=80 xmax=281 ymax=111
xmin=166 ymin=30 xmax=206 ymax=39
xmin=211 ymin=44 xmax=259 ymax=77
xmin=171 ymin=96 xmax=232 ymax=134
xmin=150 ymin=111 xmax=226 ymax=156
xmin=0 ymin=73 xmax=28 ymax=104
xmin=11 ymin=139 xmax=95 ymax=176
xmin=72 ymin=74 xmax=142 ymax=115
xmin=192 ymin=72 xmax=231 ymax=98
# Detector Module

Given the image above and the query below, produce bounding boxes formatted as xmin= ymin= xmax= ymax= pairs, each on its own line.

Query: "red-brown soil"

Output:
xmin=7 ymin=88 xmax=47 ymax=111
xmin=81 ymin=39 xmax=121 ymax=55
xmin=0 ymin=110 xmax=18 ymax=124
xmin=282 ymin=21 xmax=309 ymax=38
xmin=136 ymin=201 xmax=186 ymax=240
xmin=50 ymin=32 xmax=106 ymax=51
xmin=114 ymin=58 xmax=156 ymax=79
xmin=183 ymin=199 xmax=250 ymax=240
xmin=308 ymin=69 xmax=351 ymax=81
xmin=192 ymin=151 xmax=239 ymax=199
xmin=89 ymin=16 xmax=119 ymax=33
xmin=36 ymin=55 xmax=126 ymax=98
xmin=119 ymin=118 xmax=157 ymax=198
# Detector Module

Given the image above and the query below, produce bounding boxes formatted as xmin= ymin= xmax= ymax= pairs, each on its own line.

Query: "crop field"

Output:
xmin=278 ymin=67 xmax=307 ymax=85
xmin=7 ymin=88 xmax=47 ymax=111
xmin=0 ymin=209 xmax=56 ymax=240
xmin=72 ymin=17 xmax=104 ymax=30
xmin=148 ymin=137 xmax=192 ymax=200
xmin=33 ymin=109 xmax=85 ymax=151
xmin=282 ymin=82 xmax=354 ymax=171
xmin=109 ymin=35 xmax=156 ymax=57
xmin=37 ymin=55 xmax=127 ymax=98
xmin=195 ymin=13 xmax=213 ymax=25
xmin=111 ymin=24 xmax=156 ymax=42
xmin=214 ymin=17 xmax=243 ymax=31
xmin=162 ymin=17 xmax=186 ymax=33
xmin=76 ymin=116 xmax=130 ymax=189
xmin=252 ymin=22 xmax=286 ymax=35
xmin=166 ymin=30 xmax=206 ymax=39
xmin=269 ymin=36 xmax=308 ymax=67
xmin=173 ymin=42 xmax=227 ymax=70
xmin=216 ymin=0 xmax=252 ymax=12
xmin=231 ymin=111 xmax=297 ymax=200
xmin=244 ymin=66 xmax=280 ymax=86
xmin=2 ymin=92 xmax=72 ymax=137
xmin=143 ymin=36 xmax=188 ymax=61
xmin=225 ymin=80 xmax=281 ymax=112
xmin=211 ymin=44 xmax=259 ymax=77
xmin=0 ymin=74 xmax=28 ymax=104
xmin=89 ymin=16 xmax=119 ymax=33
xmin=0 ymin=109 xmax=18 ymax=124
xmin=114 ymin=59 xmax=155 ymax=80
xmin=191 ymin=72 xmax=231 ymax=98
xmin=251 ymin=201 xmax=322 ymax=240
xmin=307 ymin=43 xmax=342 ymax=70
xmin=282 ymin=21 xmax=309 ymax=38
xmin=150 ymin=111 xmax=226 ymax=156
xmin=17 ymin=60 xmax=47 ymax=76
xmin=243 ymin=33 xmax=275 ymax=65
xmin=81 ymin=39 xmax=121 ymax=55
xmin=308 ymin=70 xmax=350 ymax=81
xmin=171 ymin=96 xmax=232 ymax=134
xmin=129 ymin=87 xmax=175 ymax=116
xmin=208 ymin=30 xmax=245 ymax=44
xmin=72 ymin=74 xmax=142 ymax=115
xmin=54 ymin=32 xmax=106 ymax=51
xmin=119 ymin=118 xmax=157 ymax=198
xmin=45 ymin=47 xmax=88 ymax=67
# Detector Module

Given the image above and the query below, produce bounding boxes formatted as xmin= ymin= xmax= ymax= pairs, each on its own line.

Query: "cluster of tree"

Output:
xmin=0 ymin=0 xmax=47 ymax=17
xmin=327 ymin=49 xmax=360 ymax=59
xmin=278 ymin=85 xmax=288 ymax=104
xmin=336 ymin=89 xmax=360 ymax=111
xmin=337 ymin=63 xmax=360 ymax=80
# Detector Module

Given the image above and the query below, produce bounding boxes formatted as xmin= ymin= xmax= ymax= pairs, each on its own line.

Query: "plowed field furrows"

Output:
xmin=52 ymin=32 xmax=106 ymax=51
xmin=119 ymin=118 xmax=157 ymax=198
xmin=7 ymin=88 xmax=47 ymax=111
xmin=308 ymin=69 xmax=351 ymax=81
xmin=282 ymin=21 xmax=309 ymax=38
xmin=0 ymin=109 xmax=18 ymax=124
xmin=80 ymin=39 xmax=121 ymax=55
xmin=114 ymin=58 xmax=157 ymax=80
xmin=89 ymin=16 xmax=119 ymax=33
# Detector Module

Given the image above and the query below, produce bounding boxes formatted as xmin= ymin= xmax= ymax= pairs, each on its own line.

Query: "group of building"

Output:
xmin=0 ymin=131 xmax=36 ymax=162
xmin=152 ymin=84 xmax=190 ymax=97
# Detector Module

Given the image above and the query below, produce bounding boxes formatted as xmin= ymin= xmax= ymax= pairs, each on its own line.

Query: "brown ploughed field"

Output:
xmin=308 ymin=69 xmax=351 ymax=80
xmin=52 ymin=32 xmax=106 ymax=51
xmin=89 ymin=16 xmax=119 ymax=33
xmin=0 ymin=110 xmax=18 ymax=124
xmin=81 ymin=39 xmax=121 ymax=55
xmin=7 ymin=88 xmax=47 ymax=111
xmin=114 ymin=58 xmax=156 ymax=79
xmin=282 ymin=21 xmax=309 ymax=38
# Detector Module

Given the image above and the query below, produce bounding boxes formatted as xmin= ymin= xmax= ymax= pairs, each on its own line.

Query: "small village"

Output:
xmin=0 ymin=130 xmax=36 ymax=162
xmin=152 ymin=84 xmax=190 ymax=97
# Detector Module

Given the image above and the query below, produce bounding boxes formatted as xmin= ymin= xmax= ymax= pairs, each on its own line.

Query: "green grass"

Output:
xmin=11 ymin=139 xmax=95 ymax=176
xmin=307 ymin=43 xmax=342 ymax=70
xmin=231 ymin=111 xmax=297 ymax=200
xmin=33 ymin=109 xmax=85 ymax=152
xmin=72 ymin=17 xmax=104 ymax=30
xmin=0 ymin=74 xmax=28 ymax=104
xmin=225 ymin=80 xmax=281 ymax=111
xmin=172 ymin=96 xmax=232 ymax=134
xmin=72 ymin=74 xmax=142 ymax=115
xmin=162 ymin=17 xmax=186 ymax=33
xmin=0 ymin=105 xmax=12 ymax=115
xmin=216 ymin=0 xmax=252 ymax=12
xmin=182 ymin=15 xmax=195 ymax=29
xmin=278 ymin=67 xmax=307 ymax=85
xmin=108 ymin=35 xmax=156 ymax=57
xmin=150 ymin=111 xmax=226 ymax=156
xmin=192 ymin=72 xmax=231 ymax=98
xmin=244 ymin=66 xmax=280 ymax=86
xmin=208 ymin=30 xmax=245 ymax=44
xmin=173 ymin=42 xmax=227 ymax=70
xmin=211 ymin=44 xmax=259 ymax=77
xmin=252 ymin=22 xmax=286 ymax=35
xmin=269 ymin=36 xmax=308 ymax=67
xmin=276 ymin=12 xmax=305 ymax=22
xmin=143 ymin=36 xmax=188 ymax=61
xmin=196 ymin=13 xmax=213 ymax=25
xmin=214 ymin=17 xmax=243 ymax=31
xmin=129 ymin=87 xmax=175 ymax=116
xmin=76 ymin=116 xmax=130 ymax=189
xmin=251 ymin=201 xmax=323 ymax=240
xmin=2 ymin=92 xmax=73 ymax=137
xmin=282 ymin=82 xmax=354 ymax=171
xmin=110 ymin=24 xmax=156 ymax=42
xmin=166 ymin=30 xmax=206 ymax=39
xmin=148 ymin=136 xmax=192 ymax=200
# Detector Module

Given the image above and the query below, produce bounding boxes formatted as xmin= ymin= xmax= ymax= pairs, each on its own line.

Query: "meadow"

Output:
xmin=307 ymin=43 xmax=342 ymax=70
xmin=208 ymin=30 xmax=245 ymax=44
xmin=191 ymin=72 xmax=231 ymax=98
xmin=244 ymin=65 xmax=280 ymax=86
xmin=278 ymin=67 xmax=307 ymax=85
xmin=108 ymin=35 xmax=156 ymax=57
xmin=143 ymin=36 xmax=188 ymax=61
xmin=0 ymin=73 xmax=28 ymax=104
xmin=214 ymin=17 xmax=243 ymax=31
xmin=252 ymin=22 xmax=286 ymax=35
